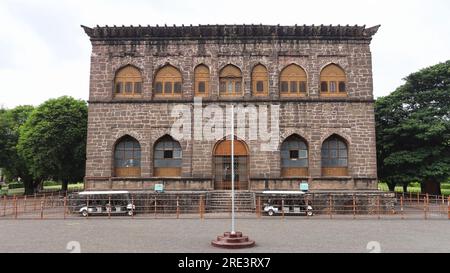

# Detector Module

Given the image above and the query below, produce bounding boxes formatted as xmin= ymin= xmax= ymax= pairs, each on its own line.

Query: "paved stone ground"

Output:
xmin=0 ymin=218 xmax=449 ymax=253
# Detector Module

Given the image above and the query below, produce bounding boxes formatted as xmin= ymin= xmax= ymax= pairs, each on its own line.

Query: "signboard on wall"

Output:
xmin=155 ymin=184 xmax=164 ymax=193
xmin=300 ymin=181 xmax=309 ymax=192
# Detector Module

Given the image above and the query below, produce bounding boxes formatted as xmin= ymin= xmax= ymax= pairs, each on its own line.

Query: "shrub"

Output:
xmin=7 ymin=182 xmax=24 ymax=189
xmin=43 ymin=181 xmax=60 ymax=187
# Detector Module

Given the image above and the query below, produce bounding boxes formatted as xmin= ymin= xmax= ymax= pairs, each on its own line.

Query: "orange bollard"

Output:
xmin=131 ymin=196 xmax=135 ymax=219
xmin=199 ymin=195 xmax=204 ymax=220
xmin=14 ymin=196 xmax=18 ymax=219
xmin=86 ymin=196 xmax=89 ymax=219
xmin=255 ymin=197 xmax=260 ymax=218
xmin=176 ymin=196 xmax=180 ymax=219
xmin=377 ymin=196 xmax=381 ymax=220
xmin=63 ymin=197 xmax=67 ymax=219
xmin=23 ymin=196 xmax=27 ymax=214
xmin=40 ymin=200 xmax=44 ymax=219
xmin=352 ymin=195 xmax=356 ymax=219
xmin=154 ymin=196 xmax=157 ymax=219
xmin=306 ymin=196 xmax=311 ymax=219
xmin=3 ymin=195 xmax=7 ymax=217
xmin=424 ymin=197 xmax=427 ymax=220
xmin=400 ymin=196 xmax=404 ymax=220
xmin=203 ymin=196 xmax=206 ymax=218
xmin=329 ymin=195 xmax=333 ymax=219
xmin=260 ymin=197 xmax=263 ymax=218
xmin=447 ymin=197 xmax=449 ymax=220
xmin=108 ymin=196 xmax=111 ymax=219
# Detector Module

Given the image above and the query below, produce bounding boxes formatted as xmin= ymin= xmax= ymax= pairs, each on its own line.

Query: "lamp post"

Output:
xmin=212 ymin=104 xmax=255 ymax=249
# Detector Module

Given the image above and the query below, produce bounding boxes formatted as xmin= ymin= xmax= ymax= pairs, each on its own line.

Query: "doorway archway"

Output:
xmin=213 ymin=137 xmax=249 ymax=190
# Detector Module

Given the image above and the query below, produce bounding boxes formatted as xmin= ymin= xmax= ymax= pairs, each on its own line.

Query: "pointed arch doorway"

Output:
xmin=213 ymin=138 xmax=249 ymax=190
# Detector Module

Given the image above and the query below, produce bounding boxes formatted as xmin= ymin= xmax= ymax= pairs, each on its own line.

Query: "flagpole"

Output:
xmin=211 ymin=103 xmax=254 ymax=249
xmin=231 ymin=104 xmax=235 ymax=235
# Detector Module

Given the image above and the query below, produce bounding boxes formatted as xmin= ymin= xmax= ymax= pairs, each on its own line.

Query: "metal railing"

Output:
xmin=0 ymin=192 xmax=448 ymax=220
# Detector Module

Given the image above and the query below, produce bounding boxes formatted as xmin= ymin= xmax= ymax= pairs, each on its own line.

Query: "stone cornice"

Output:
xmin=81 ymin=24 xmax=380 ymax=42
xmin=87 ymin=98 xmax=376 ymax=104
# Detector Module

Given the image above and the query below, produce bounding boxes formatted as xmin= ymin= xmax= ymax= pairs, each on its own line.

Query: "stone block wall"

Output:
xmin=83 ymin=25 xmax=378 ymax=191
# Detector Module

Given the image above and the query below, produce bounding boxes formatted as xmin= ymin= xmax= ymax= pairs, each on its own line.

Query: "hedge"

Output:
xmin=7 ymin=182 xmax=24 ymax=189
xmin=43 ymin=181 xmax=60 ymax=187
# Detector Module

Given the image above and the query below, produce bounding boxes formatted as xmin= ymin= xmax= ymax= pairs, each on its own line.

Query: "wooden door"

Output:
xmin=213 ymin=139 xmax=249 ymax=190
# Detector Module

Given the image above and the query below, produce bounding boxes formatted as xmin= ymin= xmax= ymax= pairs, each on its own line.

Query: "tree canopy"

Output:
xmin=17 ymin=96 xmax=88 ymax=193
xmin=0 ymin=105 xmax=35 ymax=193
xmin=375 ymin=60 xmax=450 ymax=194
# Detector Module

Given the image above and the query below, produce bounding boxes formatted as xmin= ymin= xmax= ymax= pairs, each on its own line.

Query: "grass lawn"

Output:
xmin=3 ymin=181 xmax=449 ymax=197
xmin=2 ymin=183 xmax=84 ymax=196
xmin=378 ymin=182 xmax=450 ymax=196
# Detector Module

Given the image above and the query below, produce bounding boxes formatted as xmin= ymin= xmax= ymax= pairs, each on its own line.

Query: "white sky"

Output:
xmin=0 ymin=0 xmax=449 ymax=108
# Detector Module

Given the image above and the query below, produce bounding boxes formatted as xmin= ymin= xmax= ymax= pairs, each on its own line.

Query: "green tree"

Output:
xmin=17 ymin=97 xmax=88 ymax=193
xmin=376 ymin=61 xmax=450 ymax=195
xmin=0 ymin=105 xmax=35 ymax=194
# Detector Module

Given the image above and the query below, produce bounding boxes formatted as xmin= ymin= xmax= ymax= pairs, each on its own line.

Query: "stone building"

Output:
xmin=82 ymin=24 xmax=380 ymax=192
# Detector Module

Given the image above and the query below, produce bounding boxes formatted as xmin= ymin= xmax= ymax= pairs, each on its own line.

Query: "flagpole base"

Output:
xmin=211 ymin=231 xmax=256 ymax=249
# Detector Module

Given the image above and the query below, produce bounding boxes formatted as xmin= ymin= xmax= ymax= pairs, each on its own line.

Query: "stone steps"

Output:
xmin=206 ymin=191 xmax=255 ymax=212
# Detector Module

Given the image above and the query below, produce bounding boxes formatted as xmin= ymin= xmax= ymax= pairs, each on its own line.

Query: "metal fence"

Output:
xmin=0 ymin=192 xmax=449 ymax=220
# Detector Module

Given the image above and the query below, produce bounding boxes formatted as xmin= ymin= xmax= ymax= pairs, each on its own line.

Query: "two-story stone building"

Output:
xmin=82 ymin=24 xmax=380 ymax=192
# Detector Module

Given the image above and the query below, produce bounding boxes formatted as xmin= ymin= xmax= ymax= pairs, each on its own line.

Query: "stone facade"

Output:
xmin=82 ymin=24 xmax=380 ymax=191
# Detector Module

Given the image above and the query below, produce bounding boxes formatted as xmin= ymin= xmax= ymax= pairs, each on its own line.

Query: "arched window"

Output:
xmin=281 ymin=135 xmax=308 ymax=177
xmin=154 ymin=65 xmax=182 ymax=97
xmin=252 ymin=64 xmax=269 ymax=96
xmin=280 ymin=64 xmax=307 ymax=97
xmin=114 ymin=135 xmax=141 ymax=177
xmin=114 ymin=65 xmax=143 ymax=97
xmin=219 ymin=65 xmax=243 ymax=97
xmin=321 ymin=135 xmax=348 ymax=176
xmin=154 ymin=135 xmax=182 ymax=177
xmin=194 ymin=64 xmax=210 ymax=97
xmin=320 ymin=64 xmax=347 ymax=97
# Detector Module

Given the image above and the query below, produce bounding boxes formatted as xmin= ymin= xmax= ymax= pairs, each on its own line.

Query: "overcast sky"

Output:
xmin=1 ymin=0 xmax=449 ymax=108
